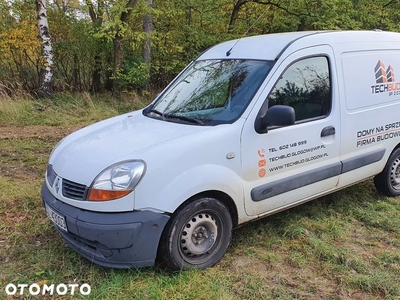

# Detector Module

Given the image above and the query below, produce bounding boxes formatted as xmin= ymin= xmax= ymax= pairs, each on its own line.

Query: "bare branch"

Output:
xmin=383 ymin=0 xmax=398 ymax=8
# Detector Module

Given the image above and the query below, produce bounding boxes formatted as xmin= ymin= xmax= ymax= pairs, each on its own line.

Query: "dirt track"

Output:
xmin=0 ymin=125 xmax=81 ymax=140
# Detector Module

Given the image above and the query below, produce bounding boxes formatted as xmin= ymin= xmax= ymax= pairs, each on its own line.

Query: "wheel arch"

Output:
xmin=169 ymin=190 xmax=239 ymax=228
xmin=374 ymin=143 xmax=400 ymax=197
xmin=393 ymin=142 xmax=400 ymax=152
xmin=375 ymin=143 xmax=400 ymax=174
xmin=382 ymin=142 xmax=400 ymax=171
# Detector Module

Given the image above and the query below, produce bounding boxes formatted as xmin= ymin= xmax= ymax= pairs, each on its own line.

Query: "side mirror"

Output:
xmin=258 ymin=105 xmax=295 ymax=133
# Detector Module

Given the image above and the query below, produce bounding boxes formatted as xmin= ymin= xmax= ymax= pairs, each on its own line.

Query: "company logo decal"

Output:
xmin=374 ymin=60 xmax=395 ymax=83
xmin=371 ymin=60 xmax=400 ymax=96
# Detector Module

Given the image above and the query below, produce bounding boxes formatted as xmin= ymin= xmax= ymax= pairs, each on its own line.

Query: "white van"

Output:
xmin=42 ymin=30 xmax=400 ymax=270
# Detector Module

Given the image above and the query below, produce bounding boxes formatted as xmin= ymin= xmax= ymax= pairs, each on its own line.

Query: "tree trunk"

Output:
xmin=35 ymin=0 xmax=53 ymax=97
xmin=112 ymin=0 xmax=139 ymax=93
xmin=143 ymin=0 xmax=153 ymax=87
xmin=92 ymin=55 xmax=102 ymax=93
xmin=86 ymin=0 xmax=104 ymax=92
xmin=113 ymin=33 xmax=124 ymax=81
xmin=228 ymin=0 xmax=247 ymax=33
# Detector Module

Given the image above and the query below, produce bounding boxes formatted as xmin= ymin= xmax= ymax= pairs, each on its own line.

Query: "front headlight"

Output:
xmin=88 ymin=160 xmax=146 ymax=201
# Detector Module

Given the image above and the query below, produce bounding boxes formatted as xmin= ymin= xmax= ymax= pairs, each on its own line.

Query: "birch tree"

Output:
xmin=35 ymin=0 xmax=53 ymax=96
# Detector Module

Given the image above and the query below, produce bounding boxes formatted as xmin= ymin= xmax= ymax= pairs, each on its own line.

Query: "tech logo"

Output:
xmin=371 ymin=60 xmax=400 ymax=95
xmin=374 ymin=60 xmax=395 ymax=83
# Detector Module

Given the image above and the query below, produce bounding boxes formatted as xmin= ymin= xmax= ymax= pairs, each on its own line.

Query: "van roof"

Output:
xmin=197 ymin=30 xmax=400 ymax=61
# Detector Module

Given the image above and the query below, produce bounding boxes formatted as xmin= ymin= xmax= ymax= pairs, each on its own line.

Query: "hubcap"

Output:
xmin=180 ymin=213 xmax=218 ymax=257
xmin=391 ymin=156 xmax=400 ymax=190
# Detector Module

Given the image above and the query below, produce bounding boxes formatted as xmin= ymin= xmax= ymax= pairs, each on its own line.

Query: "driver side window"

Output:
xmin=267 ymin=56 xmax=331 ymax=122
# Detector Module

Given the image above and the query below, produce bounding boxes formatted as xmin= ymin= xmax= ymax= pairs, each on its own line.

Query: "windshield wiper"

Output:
xmin=147 ymin=108 xmax=204 ymax=125
xmin=166 ymin=114 xmax=205 ymax=125
xmin=146 ymin=109 xmax=165 ymax=119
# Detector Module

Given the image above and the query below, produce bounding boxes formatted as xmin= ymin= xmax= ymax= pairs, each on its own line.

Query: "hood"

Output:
xmin=50 ymin=110 xmax=206 ymax=185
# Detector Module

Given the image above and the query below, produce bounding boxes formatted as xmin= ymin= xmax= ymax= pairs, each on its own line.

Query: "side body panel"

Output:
xmin=134 ymin=120 xmax=246 ymax=219
xmin=335 ymin=44 xmax=400 ymax=189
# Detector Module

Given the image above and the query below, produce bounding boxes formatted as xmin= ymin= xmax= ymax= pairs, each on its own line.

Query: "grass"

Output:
xmin=0 ymin=91 xmax=153 ymax=127
xmin=0 ymin=93 xmax=399 ymax=299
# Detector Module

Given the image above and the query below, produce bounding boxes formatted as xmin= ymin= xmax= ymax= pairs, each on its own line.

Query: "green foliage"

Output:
xmin=0 ymin=1 xmax=41 ymax=90
xmin=115 ymin=57 xmax=150 ymax=89
xmin=0 ymin=0 xmax=400 ymax=92
xmin=49 ymin=10 xmax=104 ymax=91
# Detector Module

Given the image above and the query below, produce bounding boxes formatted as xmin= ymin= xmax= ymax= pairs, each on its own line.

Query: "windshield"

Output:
xmin=145 ymin=59 xmax=273 ymax=125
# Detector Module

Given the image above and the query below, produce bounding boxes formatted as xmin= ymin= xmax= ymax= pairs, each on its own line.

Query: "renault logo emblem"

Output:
xmin=54 ymin=177 xmax=61 ymax=194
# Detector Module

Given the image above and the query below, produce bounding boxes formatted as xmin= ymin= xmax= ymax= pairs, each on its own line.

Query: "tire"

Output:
xmin=158 ymin=197 xmax=232 ymax=271
xmin=374 ymin=147 xmax=400 ymax=197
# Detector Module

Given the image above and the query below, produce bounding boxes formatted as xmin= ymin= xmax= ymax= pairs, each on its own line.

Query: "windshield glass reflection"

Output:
xmin=146 ymin=59 xmax=273 ymax=125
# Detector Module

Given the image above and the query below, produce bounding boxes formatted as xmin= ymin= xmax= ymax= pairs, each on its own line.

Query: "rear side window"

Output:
xmin=267 ymin=56 xmax=331 ymax=122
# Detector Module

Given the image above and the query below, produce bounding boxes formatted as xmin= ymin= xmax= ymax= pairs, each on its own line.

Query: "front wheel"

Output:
xmin=374 ymin=148 xmax=400 ymax=197
xmin=158 ymin=197 xmax=232 ymax=271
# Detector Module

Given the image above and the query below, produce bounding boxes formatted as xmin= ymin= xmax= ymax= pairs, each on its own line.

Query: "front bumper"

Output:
xmin=41 ymin=184 xmax=170 ymax=268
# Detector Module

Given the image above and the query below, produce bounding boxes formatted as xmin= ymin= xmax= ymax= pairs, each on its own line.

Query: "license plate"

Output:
xmin=45 ymin=204 xmax=68 ymax=232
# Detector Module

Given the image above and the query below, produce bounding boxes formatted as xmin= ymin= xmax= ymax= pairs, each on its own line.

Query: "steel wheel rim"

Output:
xmin=180 ymin=212 xmax=218 ymax=258
xmin=390 ymin=156 xmax=400 ymax=190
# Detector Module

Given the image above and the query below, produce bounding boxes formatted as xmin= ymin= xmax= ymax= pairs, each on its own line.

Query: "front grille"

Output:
xmin=46 ymin=165 xmax=57 ymax=187
xmin=62 ymin=179 xmax=88 ymax=201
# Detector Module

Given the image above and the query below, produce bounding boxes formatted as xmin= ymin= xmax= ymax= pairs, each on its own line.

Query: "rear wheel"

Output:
xmin=158 ymin=197 xmax=232 ymax=271
xmin=374 ymin=148 xmax=400 ymax=197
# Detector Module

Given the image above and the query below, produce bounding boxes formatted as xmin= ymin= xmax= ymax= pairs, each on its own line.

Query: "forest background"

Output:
xmin=1 ymin=0 xmax=400 ymax=98
xmin=1 ymin=2 xmax=400 ymax=299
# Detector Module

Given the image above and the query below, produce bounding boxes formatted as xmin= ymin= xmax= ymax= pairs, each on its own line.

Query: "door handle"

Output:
xmin=321 ymin=126 xmax=335 ymax=137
